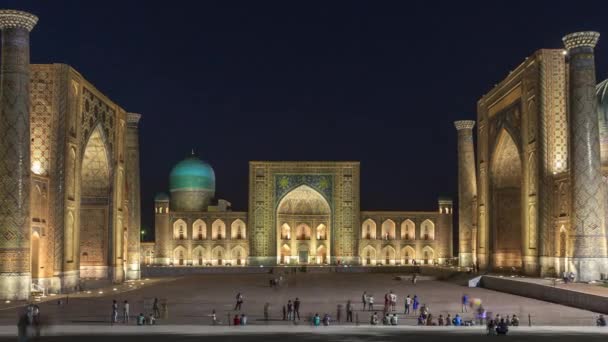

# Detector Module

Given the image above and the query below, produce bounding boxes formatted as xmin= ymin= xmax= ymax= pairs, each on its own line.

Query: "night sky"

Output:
xmin=6 ymin=1 xmax=608 ymax=239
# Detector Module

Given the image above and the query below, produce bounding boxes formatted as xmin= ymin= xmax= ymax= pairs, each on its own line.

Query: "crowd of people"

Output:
xmin=110 ymin=297 xmax=161 ymax=325
xmin=17 ymin=303 xmax=41 ymax=341
xmin=17 ymin=284 xmax=607 ymax=334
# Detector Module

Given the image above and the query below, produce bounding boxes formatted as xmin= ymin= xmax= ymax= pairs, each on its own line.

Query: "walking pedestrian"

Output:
xmin=294 ymin=298 xmax=301 ymax=320
xmin=346 ymin=300 xmax=353 ymax=323
xmin=362 ymin=291 xmax=367 ymax=310
xmin=152 ymin=298 xmax=160 ymax=318
xmin=461 ymin=293 xmax=468 ymax=313
xmin=412 ymin=295 xmax=419 ymax=315
xmin=404 ymin=295 xmax=411 ymax=314
xmin=111 ymin=300 xmax=118 ymax=324
xmin=234 ymin=293 xmax=243 ymax=311
xmin=123 ymin=300 xmax=130 ymax=323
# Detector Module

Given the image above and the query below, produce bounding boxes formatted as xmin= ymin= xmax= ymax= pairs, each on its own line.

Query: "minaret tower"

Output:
xmin=454 ymin=120 xmax=477 ymax=267
xmin=563 ymin=31 xmax=608 ymax=281
xmin=0 ymin=10 xmax=38 ymax=300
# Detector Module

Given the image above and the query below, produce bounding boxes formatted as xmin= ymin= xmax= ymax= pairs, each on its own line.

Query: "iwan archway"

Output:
xmin=490 ymin=129 xmax=523 ymax=269
xmin=276 ymin=185 xmax=331 ymax=264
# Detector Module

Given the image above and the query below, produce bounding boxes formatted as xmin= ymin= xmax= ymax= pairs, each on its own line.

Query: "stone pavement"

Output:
xmin=0 ymin=272 xmax=603 ymax=326
xmin=0 ymin=324 xmax=607 ymax=337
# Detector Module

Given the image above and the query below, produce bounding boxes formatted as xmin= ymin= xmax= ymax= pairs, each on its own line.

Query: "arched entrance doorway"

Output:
xmin=402 ymin=246 xmax=415 ymax=264
xmin=422 ymin=246 xmax=435 ymax=265
xmin=79 ymin=126 xmax=113 ymax=279
xmin=490 ymin=130 xmax=523 ymax=268
xmin=276 ymin=185 xmax=331 ymax=265
xmin=362 ymin=245 xmax=376 ymax=266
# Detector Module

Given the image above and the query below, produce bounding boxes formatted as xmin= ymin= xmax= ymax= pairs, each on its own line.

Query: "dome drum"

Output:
xmin=169 ymin=154 xmax=216 ymax=212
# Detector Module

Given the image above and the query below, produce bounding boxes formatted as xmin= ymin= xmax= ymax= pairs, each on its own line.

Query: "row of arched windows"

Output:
xmin=361 ymin=245 xmax=436 ymax=265
xmin=362 ymin=219 xmax=435 ymax=241
xmin=172 ymin=245 xmax=247 ymax=266
xmin=173 ymin=219 xmax=246 ymax=241
xmin=280 ymin=223 xmax=327 ymax=240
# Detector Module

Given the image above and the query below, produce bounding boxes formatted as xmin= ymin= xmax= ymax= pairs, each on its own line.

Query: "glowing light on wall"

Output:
xmin=31 ymin=160 xmax=43 ymax=175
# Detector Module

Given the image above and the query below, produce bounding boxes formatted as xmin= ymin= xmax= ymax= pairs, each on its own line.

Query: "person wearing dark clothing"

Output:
xmin=496 ymin=318 xmax=509 ymax=335
xmin=287 ymin=300 xmax=293 ymax=321
xmin=152 ymin=298 xmax=160 ymax=318
xmin=346 ymin=300 xmax=353 ymax=323
xmin=294 ymin=298 xmax=301 ymax=320
xmin=235 ymin=293 xmax=243 ymax=311
xmin=18 ymin=313 xmax=28 ymax=342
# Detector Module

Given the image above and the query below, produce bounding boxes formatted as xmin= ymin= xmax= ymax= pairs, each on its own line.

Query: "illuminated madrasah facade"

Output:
xmin=0 ymin=10 xmax=142 ymax=299
xmin=456 ymin=31 xmax=608 ymax=281
xmin=144 ymin=159 xmax=454 ymax=268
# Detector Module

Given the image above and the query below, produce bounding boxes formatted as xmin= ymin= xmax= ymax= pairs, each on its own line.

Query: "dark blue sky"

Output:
xmin=6 ymin=1 xmax=608 ymax=233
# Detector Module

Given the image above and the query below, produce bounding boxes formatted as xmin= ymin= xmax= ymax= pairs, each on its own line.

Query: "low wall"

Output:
xmin=480 ymin=276 xmax=608 ymax=314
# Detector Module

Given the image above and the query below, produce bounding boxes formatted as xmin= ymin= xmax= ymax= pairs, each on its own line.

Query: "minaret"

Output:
xmin=454 ymin=120 xmax=477 ymax=267
xmin=0 ymin=10 xmax=38 ymax=300
xmin=563 ymin=31 xmax=608 ymax=281
xmin=126 ymin=113 xmax=142 ymax=280
xmin=154 ymin=193 xmax=171 ymax=265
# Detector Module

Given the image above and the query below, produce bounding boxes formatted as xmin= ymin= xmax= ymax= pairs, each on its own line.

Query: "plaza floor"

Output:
xmin=0 ymin=272 xmax=602 ymax=326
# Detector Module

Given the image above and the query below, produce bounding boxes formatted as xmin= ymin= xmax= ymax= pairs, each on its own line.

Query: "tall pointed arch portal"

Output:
xmin=276 ymin=185 xmax=331 ymax=264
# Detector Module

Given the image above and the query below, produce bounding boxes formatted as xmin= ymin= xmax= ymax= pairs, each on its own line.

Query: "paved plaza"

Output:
xmin=0 ymin=272 xmax=603 ymax=327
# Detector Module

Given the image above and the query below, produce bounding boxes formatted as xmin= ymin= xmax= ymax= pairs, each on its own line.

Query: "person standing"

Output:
xmin=287 ymin=300 xmax=293 ymax=321
xmin=263 ymin=303 xmax=270 ymax=322
xmin=346 ymin=300 xmax=353 ymax=323
xmin=389 ymin=290 xmax=397 ymax=311
xmin=153 ymin=298 xmax=160 ymax=318
xmin=361 ymin=291 xmax=367 ymax=310
xmin=17 ymin=312 xmax=28 ymax=342
xmin=235 ymin=293 xmax=244 ymax=311
xmin=123 ymin=300 xmax=130 ymax=323
xmin=412 ymin=295 xmax=419 ymax=315
xmin=461 ymin=294 xmax=468 ymax=313
xmin=111 ymin=300 xmax=118 ymax=324
xmin=383 ymin=292 xmax=389 ymax=313
xmin=368 ymin=295 xmax=374 ymax=311
xmin=211 ymin=309 xmax=218 ymax=325
xmin=404 ymin=295 xmax=411 ymax=314
xmin=294 ymin=298 xmax=301 ymax=320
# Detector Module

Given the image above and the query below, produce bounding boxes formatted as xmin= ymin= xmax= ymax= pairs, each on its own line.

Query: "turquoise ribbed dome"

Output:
xmin=169 ymin=155 xmax=215 ymax=192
